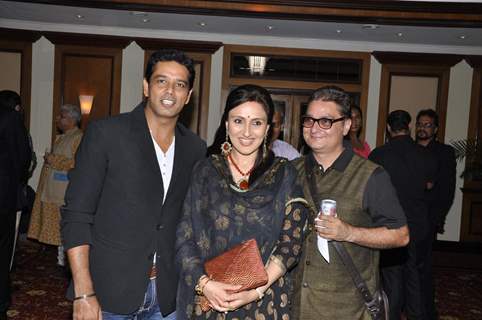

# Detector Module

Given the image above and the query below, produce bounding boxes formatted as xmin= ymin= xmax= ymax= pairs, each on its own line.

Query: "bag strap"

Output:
xmin=331 ymin=241 xmax=374 ymax=304
xmin=303 ymin=156 xmax=376 ymax=308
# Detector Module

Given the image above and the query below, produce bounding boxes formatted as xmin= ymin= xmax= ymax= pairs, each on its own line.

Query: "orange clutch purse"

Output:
xmin=199 ymin=238 xmax=268 ymax=311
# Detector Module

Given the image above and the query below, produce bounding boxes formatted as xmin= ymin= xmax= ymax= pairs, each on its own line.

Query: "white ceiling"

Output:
xmin=1 ymin=0 xmax=482 ymax=48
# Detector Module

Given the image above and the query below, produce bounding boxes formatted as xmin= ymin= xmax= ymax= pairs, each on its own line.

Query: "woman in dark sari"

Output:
xmin=176 ymin=84 xmax=307 ymax=320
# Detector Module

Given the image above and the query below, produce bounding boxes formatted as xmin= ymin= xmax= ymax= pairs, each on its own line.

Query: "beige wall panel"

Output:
xmin=389 ymin=75 xmax=438 ymax=135
xmin=0 ymin=51 xmax=21 ymax=92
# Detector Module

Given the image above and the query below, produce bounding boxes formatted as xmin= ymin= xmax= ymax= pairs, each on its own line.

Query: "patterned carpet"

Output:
xmin=6 ymin=239 xmax=482 ymax=319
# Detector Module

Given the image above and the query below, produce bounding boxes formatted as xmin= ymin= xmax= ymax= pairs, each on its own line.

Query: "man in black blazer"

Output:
xmin=416 ymin=109 xmax=456 ymax=320
xmin=61 ymin=50 xmax=206 ymax=320
xmin=0 ymin=91 xmax=31 ymax=320
xmin=370 ymin=110 xmax=436 ymax=320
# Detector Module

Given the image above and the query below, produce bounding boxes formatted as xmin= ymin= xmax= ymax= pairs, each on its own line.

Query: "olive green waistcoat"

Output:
xmin=291 ymin=155 xmax=379 ymax=320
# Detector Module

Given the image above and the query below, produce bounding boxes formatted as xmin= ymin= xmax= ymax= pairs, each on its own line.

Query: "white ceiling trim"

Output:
xmin=2 ymin=18 xmax=482 ymax=55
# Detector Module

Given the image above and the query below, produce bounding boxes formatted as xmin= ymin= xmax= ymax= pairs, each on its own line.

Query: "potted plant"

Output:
xmin=451 ymin=138 xmax=482 ymax=180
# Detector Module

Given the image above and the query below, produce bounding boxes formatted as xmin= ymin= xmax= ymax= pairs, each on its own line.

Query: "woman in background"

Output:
xmin=176 ymin=84 xmax=307 ymax=320
xmin=348 ymin=104 xmax=371 ymax=158
xmin=28 ymin=104 xmax=83 ymax=266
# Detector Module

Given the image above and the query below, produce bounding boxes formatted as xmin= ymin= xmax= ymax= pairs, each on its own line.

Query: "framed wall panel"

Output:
xmin=0 ymin=28 xmax=38 ymax=128
xmin=373 ymin=52 xmax=461 ymax=146
xmin=53 ymin=45 xmax=122 ymax=134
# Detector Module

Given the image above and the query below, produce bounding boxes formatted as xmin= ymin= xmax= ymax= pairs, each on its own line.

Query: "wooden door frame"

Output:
xmin=460 ymin=56 xmax=482 ymax=242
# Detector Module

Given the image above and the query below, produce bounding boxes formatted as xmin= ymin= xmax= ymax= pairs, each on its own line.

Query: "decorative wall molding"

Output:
xmin=13 ymin=0 xmax=482 ymax=27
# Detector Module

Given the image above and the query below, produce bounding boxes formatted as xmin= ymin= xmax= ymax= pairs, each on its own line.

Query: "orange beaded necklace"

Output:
xmin=227 ymin=153 xmax=256 ymax=190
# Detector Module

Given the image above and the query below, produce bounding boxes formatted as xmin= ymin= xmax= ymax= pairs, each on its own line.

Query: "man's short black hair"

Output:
xmin=416 ymin=109 xmax=439 ymax=127
xmin=308 ymin=86 xmax=351 ymax=118
xmin=144 ymin=49 xmax=195 ymax=89
xmin=0 ymin=90 xmax=21 ymax=111
xmin=387 ymin=110 xmax=411 ymax=132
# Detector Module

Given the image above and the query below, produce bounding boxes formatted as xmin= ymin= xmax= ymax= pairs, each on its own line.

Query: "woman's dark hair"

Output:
xmin=144 ymin=49 xmax=195 ymax=89
xmin=208 ymin=84 xmax=274 ymax=167
xmin=350 ymin=104 xmax=363 ymax=138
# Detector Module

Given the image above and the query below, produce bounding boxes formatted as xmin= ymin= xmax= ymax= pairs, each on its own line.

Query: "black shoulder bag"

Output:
xmin=305 ymin=158 xmax=389 ymax=320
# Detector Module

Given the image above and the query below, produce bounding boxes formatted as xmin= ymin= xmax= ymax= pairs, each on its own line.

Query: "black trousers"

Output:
xmin=381 ymin=247 xmax=406 ymax=320
xmin=421 ymin=226 xmax=438 ymax=320
xmin=404 ymin=238 xmax=428 ymax=320
xmin=381 ymin=230 xmax=431 ymax=320
xmin=0 ymin=211 xmax=16 ymax=313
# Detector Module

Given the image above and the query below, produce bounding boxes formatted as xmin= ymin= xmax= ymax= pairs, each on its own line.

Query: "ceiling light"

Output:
xmin=397 ymin=32 xmax=403 ymax=37
xmin=142 ymin=18 xmax=150 ymax=23
xmin=198 ymin=22 xmax=206 ymax=27
xmin=75 ymin=14 xmax=84 ymax=19
xmin=130 ymin=11 xmax=148 ymax=16
xmin=267 ymin=25 xmax=274 ymax=31
xmin=248 ymin=56 xmax=268 ymax=75
xmin=362 ymin=24 xmax=379 ymax=30
xmin=336 ymin=29 xmax=342 ymax=34
xmin=459 ymin=35 xmax=466 ymax=39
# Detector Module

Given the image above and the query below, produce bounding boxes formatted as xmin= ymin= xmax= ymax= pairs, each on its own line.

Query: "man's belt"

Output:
xmin=149 ymin=265 xmax=157 ymax=279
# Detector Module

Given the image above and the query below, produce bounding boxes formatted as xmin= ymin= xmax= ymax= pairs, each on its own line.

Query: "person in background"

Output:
xmin=61 ymin=49 xmax=206 ymax=320
xmin=291 ymin=86 xmax=409 ymax=320
xmin=270 ymin=102 xmax=300 ymax=160
xmin=416 ymin=108 xmax=456 ymax=320
xmin=176 ymin=84 xmax=307 ymax=320
xmin=370 ymin=110 xmax=436 ymax=320
xmin=28 ymin=104 xmax=83 ymax=267
xmin=0 ymin=91 xmax=31 ymax=320
xmin=347 ymin=104 xmax=371 ymax=158
xmin=0 ymin=90 xmax=36 ymax=214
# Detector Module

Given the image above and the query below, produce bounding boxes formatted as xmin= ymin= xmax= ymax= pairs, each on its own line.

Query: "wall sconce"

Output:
xmin=79 ymin=95 xmax=94 ymax=115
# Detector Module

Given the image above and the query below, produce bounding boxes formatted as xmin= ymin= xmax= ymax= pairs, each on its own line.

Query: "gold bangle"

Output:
xmin=195 ymin=275 xmax=211 ymax=296
xmin=199 ymin=278 xmax=211 ymax=294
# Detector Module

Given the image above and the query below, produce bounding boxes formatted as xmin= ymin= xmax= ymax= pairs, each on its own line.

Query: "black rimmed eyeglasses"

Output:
xmin=301 ymin=115 xmax=345 ymax=129
xmin=416 ymin=122 xmax=435 ymax=129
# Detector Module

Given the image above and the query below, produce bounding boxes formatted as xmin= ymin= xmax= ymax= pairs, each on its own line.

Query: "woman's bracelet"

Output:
xmin=195 ymin=275 xmax=211 ymax=295
xmin=73 ymin=293 xmax=96 ymax=301
xmin=199 ymin=278 xmax=211 ymax=294
xmin=255 ymin=288 xmax=264 ymax=301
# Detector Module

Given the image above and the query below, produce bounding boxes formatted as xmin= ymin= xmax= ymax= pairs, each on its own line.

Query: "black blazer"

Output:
xmin=61 ymin=103 xmax=206 ymax=315
xmin=369 ymin=135 xmax=435 ymax=239
xmin=424 ymin=140 xmax=456 ymax=229
xmin=0 ymin=109 xmax=30 ymax=214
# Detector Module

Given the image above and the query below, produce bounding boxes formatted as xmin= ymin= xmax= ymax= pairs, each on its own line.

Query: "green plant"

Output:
xmin=451 ymin=138 xmax=482 ymax=179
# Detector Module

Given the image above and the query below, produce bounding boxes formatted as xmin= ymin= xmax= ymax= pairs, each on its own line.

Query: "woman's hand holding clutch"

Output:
xmin=202 ymin=280 xmax=242 ymax=312
xmin=224 ymin=289 xmax=260 ymax=310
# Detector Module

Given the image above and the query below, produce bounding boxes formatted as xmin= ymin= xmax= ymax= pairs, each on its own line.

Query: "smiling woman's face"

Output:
xmin=226 ymin=101 xmax=269 ymax=158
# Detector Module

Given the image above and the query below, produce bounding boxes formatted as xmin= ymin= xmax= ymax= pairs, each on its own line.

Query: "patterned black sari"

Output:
xmin=176 ymin=154 xmax=307 ymax=320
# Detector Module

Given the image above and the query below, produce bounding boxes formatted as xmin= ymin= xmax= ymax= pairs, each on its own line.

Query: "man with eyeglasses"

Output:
xmin=291 ymin=86 xmax=409 ymax=320
xmin=415 ymin=109 xmax=456 ymax=320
